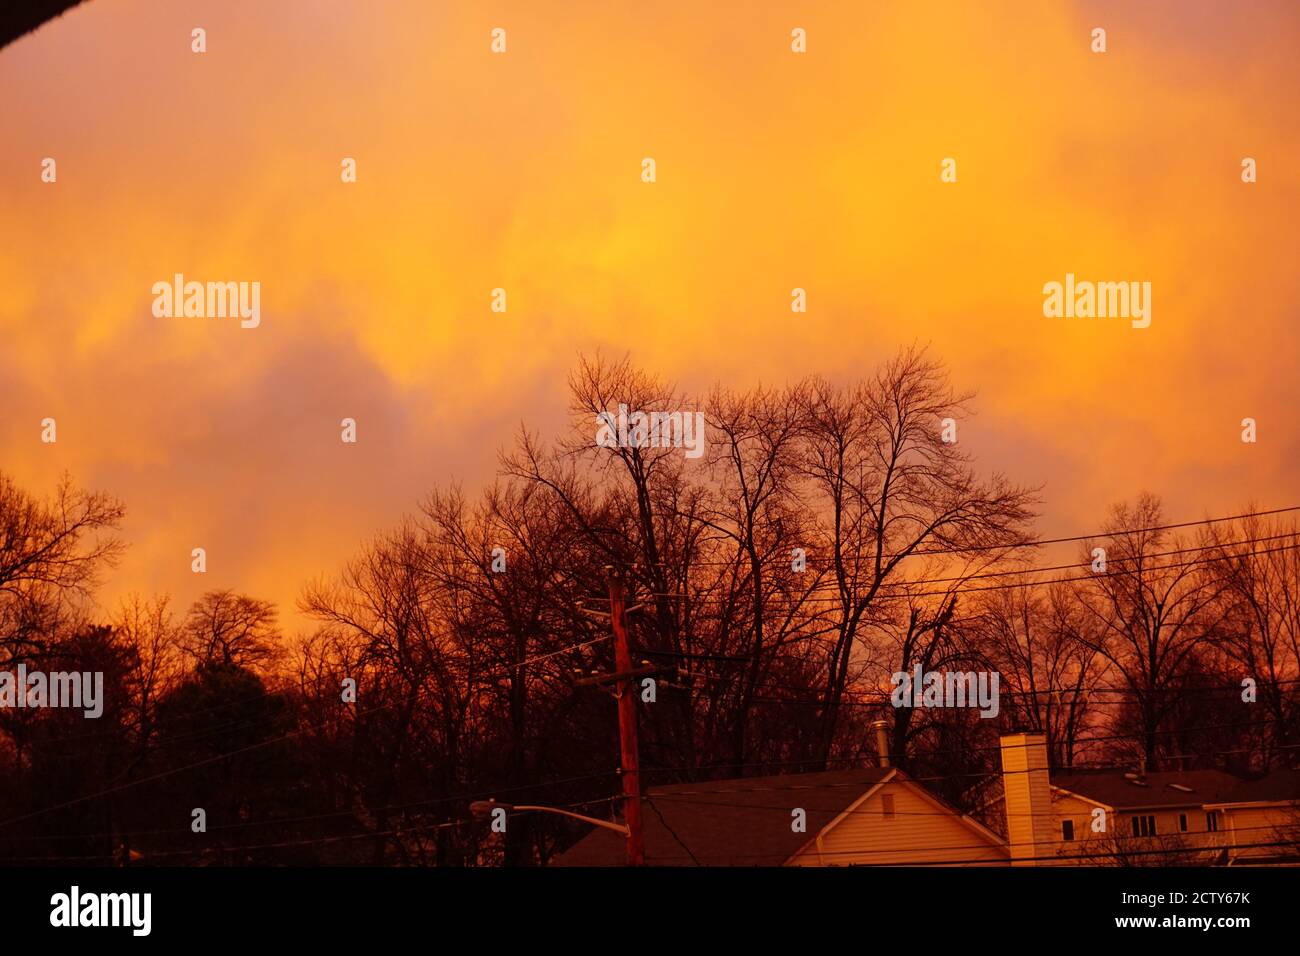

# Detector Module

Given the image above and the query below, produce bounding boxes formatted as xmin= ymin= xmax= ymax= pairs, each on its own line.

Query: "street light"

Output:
xmin=469 ymin=799 xmax=630 ymax=836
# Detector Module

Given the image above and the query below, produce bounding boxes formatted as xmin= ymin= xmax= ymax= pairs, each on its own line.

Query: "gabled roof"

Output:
xmin=1208 ymin=768 xmax=1300 ymax=807
xmin=1051 ymin=770 xmax=1242 ymax=809
xmin=553 ymin=767 xmax=894 ymax=866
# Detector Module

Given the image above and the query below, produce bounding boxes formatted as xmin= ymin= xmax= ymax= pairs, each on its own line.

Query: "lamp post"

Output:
xmin=470 ymin=800 xmax=630 ymax=836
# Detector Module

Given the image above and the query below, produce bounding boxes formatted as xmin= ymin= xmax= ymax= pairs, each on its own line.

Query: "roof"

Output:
xmin=0 ymin=1 xmax=87 ymax=51
xmin=1052 ymin=769 xmax=1243 ymax=809
xmin=1208 ymin=768 xmax=1300 ymax=806
xmin=552 ymin=767 xmax=894 ymax=866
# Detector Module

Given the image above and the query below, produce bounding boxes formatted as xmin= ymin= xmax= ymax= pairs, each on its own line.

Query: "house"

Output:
xmin=555 ymin=725 xmax=1008 ymax=866
xmin=1046 ymin=768 xmax=1238 ymax=863
xmin=553 ymin=729 xmax=1298 ymax=866
xmin=999 ymin=732 xmax=1299 ymax=866
xmin=1206 ymin=769 xmax=1300 ymax=865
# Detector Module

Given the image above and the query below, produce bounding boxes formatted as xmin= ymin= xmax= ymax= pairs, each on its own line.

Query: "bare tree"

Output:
xmin=1207 ymin=510 xmax=1300 ymax=768
xmin=974 ymin=582 xmax=1105 ymax=767
xmin=502 ymin=354 xmax=711 ymax=766
xmin=112 ymin=594 xmax=184 ymax=760
xmin=182 ymin=590 xmax=282 ymax=668
xmin=0 ymin=471 xmax=124 ymax=666
xmin=701 ymin=381 xmax=826 ymax=765
xmin=797 ymin=347 xmax=1037 ymax=762
xmin=1077 ymin=494 xmax=1228 ymax=770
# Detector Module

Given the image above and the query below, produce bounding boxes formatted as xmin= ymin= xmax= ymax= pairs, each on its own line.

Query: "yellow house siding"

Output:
xmin=1053 ymin=791 xmax=1228 ymax=863
xmin=1000 ymin=733 xmax=1056 ymax=865
xmin=788 ymin=781 xmax=1007 ymax=866
xmin=1219 ymin=805 xmax=1299 ymax=860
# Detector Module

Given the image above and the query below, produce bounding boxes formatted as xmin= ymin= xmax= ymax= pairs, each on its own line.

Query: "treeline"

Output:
xmin=2 ymin=348 xmax=1297 ymax=865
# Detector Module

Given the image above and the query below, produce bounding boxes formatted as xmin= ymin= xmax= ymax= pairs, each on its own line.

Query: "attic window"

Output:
xmin=881 ymin=794 xmax=895 ymax=819
xmin=1061 ymin=820 xmax=1075 ymax=841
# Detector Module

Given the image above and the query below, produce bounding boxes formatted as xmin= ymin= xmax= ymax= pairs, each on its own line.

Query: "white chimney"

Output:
xmin=999 ymin=732 xmax=1056 ymax=866
xmin=872 ymin=719 xmax=890 ymax=768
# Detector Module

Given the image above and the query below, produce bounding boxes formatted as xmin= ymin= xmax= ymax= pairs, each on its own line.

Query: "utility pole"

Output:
xmin=607 ymin=568 xmax=646 ymax=866
xmin=575 ymin=567 xmax=656 ymax=865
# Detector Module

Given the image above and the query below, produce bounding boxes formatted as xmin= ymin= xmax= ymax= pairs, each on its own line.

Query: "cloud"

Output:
xmin=2 ymin=0 xmax=1297 ymax=628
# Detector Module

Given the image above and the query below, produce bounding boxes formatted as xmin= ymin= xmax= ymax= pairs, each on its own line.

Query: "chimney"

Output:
xmin=871 ymin=719 xmax=890 ymax=768
xmin=999 ymin=732 xmax=1056 ymax=866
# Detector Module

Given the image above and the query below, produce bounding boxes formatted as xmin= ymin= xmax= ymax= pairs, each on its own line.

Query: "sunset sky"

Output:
xmin=2 ymin=0 xmax=1297 ymax=631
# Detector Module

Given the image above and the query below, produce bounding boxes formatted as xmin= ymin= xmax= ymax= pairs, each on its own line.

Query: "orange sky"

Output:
xmin=2 ymin=0 xmax=1297 ymax=632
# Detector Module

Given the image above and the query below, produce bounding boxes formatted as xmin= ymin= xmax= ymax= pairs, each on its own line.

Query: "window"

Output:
xmin=881 ymin=794 xmax=895 ymax=819
xmin=1207 ymin=811 xmax=1220 ymax=832
xmin=1130 ymin=814 xmax=1157 ymax=837
xmin=1179 ymin=813 xmax=1188 ymax=833
xmin=1061 ymin=819 xmax=1075 ymax=841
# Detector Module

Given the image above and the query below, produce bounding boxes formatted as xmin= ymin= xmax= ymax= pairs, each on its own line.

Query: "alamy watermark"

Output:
xmin=890 ymin=666 xmax=1000 ymax=718
xmin=1042 ymin=273 xmax=1151 ymax=329
xmin=50 ymin=886 xmax=151 ymax=936
xmin=152 ymin=273 xmax=260 ymax=329
xmin=595 ymin=403 xmax=706 ymax=459
xmin=0 ymin=665 xmax=104 ymax=718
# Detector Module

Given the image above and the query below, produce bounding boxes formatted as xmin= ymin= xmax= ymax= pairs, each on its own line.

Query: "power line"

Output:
xmin=389 ymin=505 xmax=1300 ymax=574
xmin=648 ymin=505 xmax=1300 ymax=567
xmin=1 ymin=793 xmax=623 ymax=864
xmin=649 ymin=538 xmax=1300 ymax=604
xmin=0 ymin=698 xmax=403 ymax=831
xmin=644 ymin=795 xmax=701 ymax=866
xmin=0 ymin=632 xmax=612 ymax=753
xmin=0 ymin=767 xmax=624 ymax=845
xmin=661 ymin=665 xmax=1300 ymax=699
xmin=632 ymin=717 xmax=1283 ymax=772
